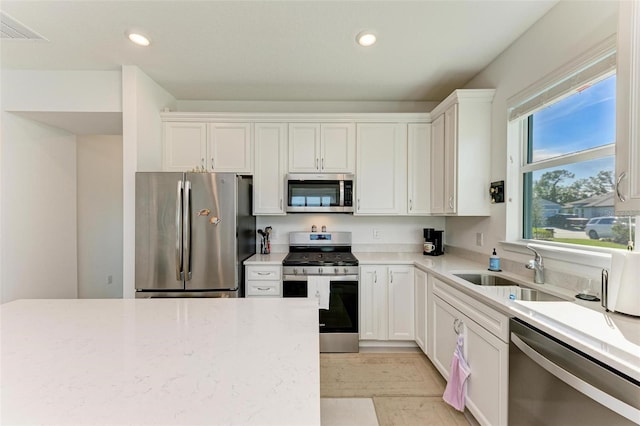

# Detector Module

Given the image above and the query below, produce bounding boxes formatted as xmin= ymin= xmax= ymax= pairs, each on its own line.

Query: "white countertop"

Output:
xmin=246 ymin=250 xmax=640 ymax=381
xmin=0 ymin=298 xmax=320 ymax=425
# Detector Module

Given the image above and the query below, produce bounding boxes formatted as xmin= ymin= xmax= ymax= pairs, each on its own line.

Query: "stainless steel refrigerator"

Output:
xmin=135 ymin=172 xmax=255 ymax=298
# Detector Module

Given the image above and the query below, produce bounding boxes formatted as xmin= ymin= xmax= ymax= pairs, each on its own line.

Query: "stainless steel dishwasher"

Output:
xmin=509 ymin=318 xmax=640 ymax=425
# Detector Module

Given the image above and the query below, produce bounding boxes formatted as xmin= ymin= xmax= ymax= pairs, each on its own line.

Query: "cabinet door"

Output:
xmin=430 ymin=115 xmax=445 ymax=214
xmin=464 ymin=314 xmax=509 ymax=426
xmin=408 ymin=123 xmax=431 ymax=215
xmin=207 ymin=123 xmax=253 ymax=172
xmin=388 ymin=266 xmax=414 ymax=340
xmin=616 ymin=0 xmax=640 ymax=214
xmin=254 ymin=123 xmax=287 ymax=215
xmin=432 ymin=295 xmax=460 ymax=379
xmin=414 ymin=268 xmax=427 ymax=352
xmin=320 ymin=123 xmax=355 ymax=172
xmin=163 ymin=122 xmax=207 ymax=171
xmin=356 ymin=123 xmax=407 ymax=215
xmin=444 ymin=105 xmax=458 ymax=214
xmin=289 ymin=123 xmax=320 ymax=172
xmin=359 ymin=266 xmax=387 ymax=340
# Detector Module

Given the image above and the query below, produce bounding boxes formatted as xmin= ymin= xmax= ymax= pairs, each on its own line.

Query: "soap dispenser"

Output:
xmin=489 ymin=248 xmax=501 ymax=272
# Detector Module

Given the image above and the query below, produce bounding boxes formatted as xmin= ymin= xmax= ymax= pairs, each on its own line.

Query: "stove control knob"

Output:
xmin=302 ymin=268 xmax=306 ymax=275
xmin=334 ymin=267 xmax=339 ymax=274
xmin=319 ymin=268 xmax=323 ymax=274
xmin=343 ymin=268 xmax=348 ymax=274
xmin=293 ymin=268 xmax=298 ymax=275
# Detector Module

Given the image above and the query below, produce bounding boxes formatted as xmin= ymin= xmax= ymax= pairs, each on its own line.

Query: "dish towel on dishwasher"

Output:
xmin=443 ymin=333 xmax=471 ymax=411
xmin=307 ymin=276 xmax=331 ymax=310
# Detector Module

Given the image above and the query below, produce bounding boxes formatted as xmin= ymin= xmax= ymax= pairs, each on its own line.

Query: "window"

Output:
xmin=519 ymin=73 xmax=636 ymax=250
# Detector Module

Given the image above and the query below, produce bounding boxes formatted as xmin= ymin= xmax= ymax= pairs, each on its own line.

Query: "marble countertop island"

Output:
xmin=0 ymin=298 xmax=320 ymax=425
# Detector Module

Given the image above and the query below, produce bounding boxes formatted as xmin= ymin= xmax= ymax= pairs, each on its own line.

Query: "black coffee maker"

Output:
xmin=423 ymin=228 xmax=444 ymax=256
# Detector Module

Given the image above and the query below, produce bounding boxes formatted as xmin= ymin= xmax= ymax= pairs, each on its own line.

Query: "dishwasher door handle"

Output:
xmin=511 ymin=333 xmax=640 ymax=423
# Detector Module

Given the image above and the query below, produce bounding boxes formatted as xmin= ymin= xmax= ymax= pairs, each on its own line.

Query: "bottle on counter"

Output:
xmin=489 ymin=248 xmax=501 ymax=271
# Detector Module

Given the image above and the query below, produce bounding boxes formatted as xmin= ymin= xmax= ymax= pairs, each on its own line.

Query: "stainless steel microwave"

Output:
xmin=286 ymin=173 xmax=354 ymax=213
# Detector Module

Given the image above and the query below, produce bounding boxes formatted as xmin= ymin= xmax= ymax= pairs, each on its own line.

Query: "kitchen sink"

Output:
xmin=453 ymin=273 xmax=568 ymax=302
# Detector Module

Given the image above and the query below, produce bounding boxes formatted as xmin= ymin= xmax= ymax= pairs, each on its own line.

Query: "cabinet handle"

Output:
xmin=322 ymin=158 xmax=325 ymax=170
xmin=448 ymin=196 xmax=454 ymax=210
xmin=201 ymin=158 xmax=205 ymax=169
xmin=257 ymin=287 xmax=270 ymax=291
xmin=280 ymin=199 xmax=283 ymax=210
xmin=316 ymin=158 xmax=319 ymax=170
xmin=390 ymin=271 xmax=394 ymax=283
xmin=374 ymin=271 xmax=377 ymax=283
xmin=453 ymin=318 xmax=464 ymax=335
xmin=256 ymin=272 xmax=271 ymax=275
xmin=616 ymin=172 xmax=627 ymax=202
xmin=409 ymin=199 xmax=413 ymax=211
xmin=211 ymin=157 xmax=215 ymax=170
xmin=357 ymin=198 xmax=361 ymax=211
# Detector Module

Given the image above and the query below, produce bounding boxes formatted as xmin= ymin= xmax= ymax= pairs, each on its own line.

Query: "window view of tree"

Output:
xmin=523 ymin=74 xmax=636 ymax=250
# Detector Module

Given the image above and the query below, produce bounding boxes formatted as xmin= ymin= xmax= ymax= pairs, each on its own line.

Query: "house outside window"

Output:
xmin=509 ymin=45 xmax=636 ymax=251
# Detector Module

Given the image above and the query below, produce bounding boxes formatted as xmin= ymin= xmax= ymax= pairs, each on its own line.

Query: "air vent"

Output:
xmin=1 ymin=11 xmax=46 ymax=40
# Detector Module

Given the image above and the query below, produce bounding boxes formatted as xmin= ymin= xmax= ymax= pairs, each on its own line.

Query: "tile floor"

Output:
xmin=320 ymin=351 xmax=470 ymax=426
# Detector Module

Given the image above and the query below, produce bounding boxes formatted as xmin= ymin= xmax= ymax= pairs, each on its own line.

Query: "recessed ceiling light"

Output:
xmin=356 ymin=31 xmax=376 ymax=47
xmin=126 ymin=31 xmax=151 ymax=47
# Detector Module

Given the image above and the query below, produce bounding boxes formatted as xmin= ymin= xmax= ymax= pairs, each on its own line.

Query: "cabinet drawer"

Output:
xmin=246 ymin=281 xmax=281 ymax=297
xmin=246 ymin=266 xmax=281 ymax=280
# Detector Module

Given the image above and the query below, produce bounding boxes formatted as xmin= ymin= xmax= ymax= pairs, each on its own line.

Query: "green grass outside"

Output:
xmin=551 ymin=238 xmax=626 ymax=249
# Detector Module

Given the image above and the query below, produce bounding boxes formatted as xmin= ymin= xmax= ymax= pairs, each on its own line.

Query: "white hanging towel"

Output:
xmin=443 ymin=333 xmax=471 ymax=411
xmin=307 ymin=276 xmax=331 ymax=310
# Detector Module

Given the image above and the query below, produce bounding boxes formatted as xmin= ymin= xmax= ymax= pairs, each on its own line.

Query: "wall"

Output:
xmin=77 ymin=135 xmax=123 ymax=299
xmin=1 ymin=114 xmax=78 ymax=302
xmin=122 ymin=66 xmax=176 ymax=299
xmin=448 ymin=0 xmax=619 ymax=276
xmin=257 ymin=215 xmax=445 ymax=253
xmin=1 ymin=70 xmax=124 ymax=303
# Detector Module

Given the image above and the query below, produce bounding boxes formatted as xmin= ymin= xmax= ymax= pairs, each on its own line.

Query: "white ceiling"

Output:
xmin=1 ymin=1 xmax=557 ymax=103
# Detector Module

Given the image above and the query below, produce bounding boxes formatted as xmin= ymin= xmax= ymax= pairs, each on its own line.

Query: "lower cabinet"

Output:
xmin=245 ymin=266 xmax=282 ymax=297
xmin=432 ymin=291 xmax=508 ymax=426
xmin=360 ymin=265 xmax=414 ymax=341
xmin=414 ymin=268 xmax=428 ymax=352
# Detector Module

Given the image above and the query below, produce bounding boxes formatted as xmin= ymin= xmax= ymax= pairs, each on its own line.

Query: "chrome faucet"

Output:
xmin=525 ymin=245 xmax=545 ymax=284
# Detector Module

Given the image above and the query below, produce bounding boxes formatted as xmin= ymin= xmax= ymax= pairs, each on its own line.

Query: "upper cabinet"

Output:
xmin=254 ymin=123 xmax=287 ymax=215
xmin=356 ymin=123 xmax=407 ymax=215
xmin=163 ymin=122 xmax=207 ymax=171
xmin=207 ymin=123 xmax=253 ymax=173
xmin=616 ymin=0 xmax=640 ymax=214
xmin=163 ymin=121 xmax=253 ymax=173
xmin=408 ymin=123 xmax=431 ymax=215
xmin=429 ymin=90 xmax=495 ymax=216
xmin=288 ymin=123 xmax=355 ymax=173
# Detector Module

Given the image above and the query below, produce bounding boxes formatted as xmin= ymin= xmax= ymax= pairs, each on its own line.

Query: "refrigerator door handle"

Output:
xmin=176 ymin=180 xmax=184 ymax=281
xmin=184 ymin=180 xmax=192 ymax=281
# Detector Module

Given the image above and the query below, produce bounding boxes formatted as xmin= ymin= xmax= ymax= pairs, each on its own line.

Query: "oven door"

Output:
xmin=283 ymin=275 xmax=358 ymax=334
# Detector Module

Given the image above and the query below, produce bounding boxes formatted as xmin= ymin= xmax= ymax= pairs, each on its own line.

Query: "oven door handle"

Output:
xmin=511 ymin=333 xmax=640 ymax=422
xmin=283 ymin=275 xmax=358 ymax=282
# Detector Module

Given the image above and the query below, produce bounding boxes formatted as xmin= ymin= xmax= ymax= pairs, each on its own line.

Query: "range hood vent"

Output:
xmin=1 ymin=12 xmax=46 ymax=40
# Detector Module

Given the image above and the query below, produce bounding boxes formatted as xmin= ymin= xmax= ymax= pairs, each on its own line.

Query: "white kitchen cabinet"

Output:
xmin=253 ymin=123 xmax=287 ymax=215
xmin=431 ymin=277 xmax=508 ymax=426
xmin=429 ymin=90 xmax=495 ymax=216
xmin=245 ymin=265 xmax=282 ymax=297
xmin=360 ymin=265 xmax=414 ymax=341
xmin=430 ymin=115 xmax=446 ymax=214
xmin=616 ymin=0 xmax=640 ymax=214
xmin=288 ymin=123 xmax=355 ymax=173
xmin=163 ymin=122 xmax=207 ymax=171
xmin=163 ymin=122 xmax=253 ymax=172
xmin=207 ymin=123 xmax=253 ymax=173
xmin=414 ymin=268 xmax=428 ymax=352
xmin=407 ymin=123 xmax=431 ymax=215
xmin=356 ymin=123 xmax=407 ymax=215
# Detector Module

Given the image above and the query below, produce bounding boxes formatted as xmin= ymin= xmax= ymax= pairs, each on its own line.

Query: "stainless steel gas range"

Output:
xmin=282 ymin=232 xmax=359 ymax=353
